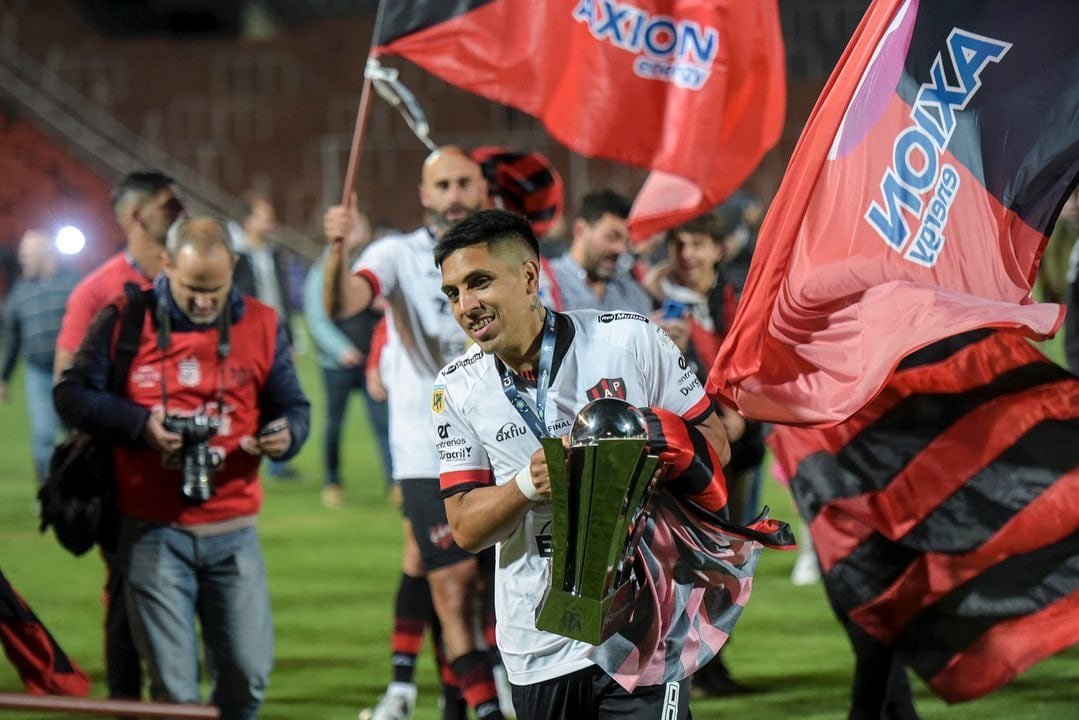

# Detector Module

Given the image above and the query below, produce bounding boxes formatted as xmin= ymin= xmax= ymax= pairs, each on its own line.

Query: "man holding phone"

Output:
xmin=55 ymin=217 xmax=310 ymax=720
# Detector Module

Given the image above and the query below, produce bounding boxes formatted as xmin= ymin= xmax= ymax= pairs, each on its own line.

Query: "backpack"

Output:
xmin=38 ymin=283 xmax=148 ymax=556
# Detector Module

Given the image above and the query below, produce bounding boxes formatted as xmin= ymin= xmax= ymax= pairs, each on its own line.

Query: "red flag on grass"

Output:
xmin=0 ymin=568 xmax=91 ymax=696
xmin=707 ymin=0 xmax=1077 ymax=425
xmin=371 ymin=0 xmax=785 ymax=238
xmin=769 ymin=330 xmax=1079 ymax=702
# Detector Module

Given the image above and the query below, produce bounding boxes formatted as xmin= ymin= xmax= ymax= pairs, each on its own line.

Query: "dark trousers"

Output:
xmin=843 ymin=618 xmax=919 ymax=720
xmin=103 ymin=551 xmax=141 ymax=698
xmin=511 ymin=665 xmax=690 ymax=720
xmin=321 ymin=366 xmax=392 ymax=487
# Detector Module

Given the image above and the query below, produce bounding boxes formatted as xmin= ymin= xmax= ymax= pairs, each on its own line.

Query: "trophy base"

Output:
xmin=536 ymin=580 xmax=635 ymax=646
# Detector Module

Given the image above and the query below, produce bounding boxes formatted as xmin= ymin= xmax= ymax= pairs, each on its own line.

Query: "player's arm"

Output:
xmin=444 ymin=447 xmax=549 ymax=553
xmin=693 ymin=407 xmax=731 ymax=467
xmin=322 ymin=204 xmax=374 ymax=318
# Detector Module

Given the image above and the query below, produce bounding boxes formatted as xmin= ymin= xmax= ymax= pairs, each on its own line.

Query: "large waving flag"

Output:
xmin=770 ymin=330 xmax=1079 ymax=702
xmin=371 ymin=0 xmax=785 ymax=238
xmin=707 ymin=0 xmax=1078 ymax=425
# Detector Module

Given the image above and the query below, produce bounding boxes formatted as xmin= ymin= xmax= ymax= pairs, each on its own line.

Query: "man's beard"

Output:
xmin=431 ymin=203 xmax=479 ymax=232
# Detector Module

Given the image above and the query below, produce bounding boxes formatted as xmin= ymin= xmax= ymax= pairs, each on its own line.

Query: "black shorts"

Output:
xmin=401 ymin=477 xmax=473 ymax=571
xmin=511 ymin=664 xmax=691 ymax=720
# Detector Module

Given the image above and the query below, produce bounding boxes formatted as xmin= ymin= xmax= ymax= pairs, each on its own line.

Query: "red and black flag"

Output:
xmin=769 ymin=331 xmax=1079 ymax=702
xmin=0 ymin=568 xmax=91 ymax=696
xmin=708 ymin=0 xmax=1078 ymax=425
xmin=372 ymin=0 xmax=785 ymax=238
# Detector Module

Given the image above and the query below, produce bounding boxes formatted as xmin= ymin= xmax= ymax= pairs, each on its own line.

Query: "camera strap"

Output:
xmin=495 ymin=307 xmax=557 ymax=440
xmin=156 ymin=292 xmax=231 ymax=417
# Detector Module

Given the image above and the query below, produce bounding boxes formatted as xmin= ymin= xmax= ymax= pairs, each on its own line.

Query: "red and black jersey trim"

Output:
xmin=439 ymin=469 xmax=495 ymax=498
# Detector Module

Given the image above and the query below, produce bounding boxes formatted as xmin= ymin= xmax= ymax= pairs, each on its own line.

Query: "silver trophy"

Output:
xmin=536 ymin=398 xmax=664 ymax=645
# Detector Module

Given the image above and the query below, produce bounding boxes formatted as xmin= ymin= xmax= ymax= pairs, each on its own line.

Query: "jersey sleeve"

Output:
xmin=351 ymin=236 xmax=399 ymax=299
xmin=433 ymin=373 xmax=495 ymax=498
xmin=641 ymin=321 xmax=711 ymax=421
xmin=55 ymin=279 xmax=101 ymax=353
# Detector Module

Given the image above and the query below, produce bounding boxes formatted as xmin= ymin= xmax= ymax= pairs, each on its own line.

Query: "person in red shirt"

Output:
xmin=51 ymin=170 xmax=183 ymax=700
xmin=54 ymin=216 xmax=309 ymax=720
xmin=53 ymin=170 xmax=183 ymax=380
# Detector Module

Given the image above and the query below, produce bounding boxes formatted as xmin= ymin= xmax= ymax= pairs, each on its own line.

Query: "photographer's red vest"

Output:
xmin=112 ymin=297 xmax=278 ymax=525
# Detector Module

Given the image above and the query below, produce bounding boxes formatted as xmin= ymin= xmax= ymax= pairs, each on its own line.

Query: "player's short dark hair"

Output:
xmin=434 ymin=209 xmax=538 ymax=268
xmin=576 ymin=189 xmax=632 ymax=224
xmin=111 ymin=170 xmax=175 ymax=214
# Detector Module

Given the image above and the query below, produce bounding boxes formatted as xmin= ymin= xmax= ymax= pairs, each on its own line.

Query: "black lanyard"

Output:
xmin=495 ymin=308 xmax=557 ymax=440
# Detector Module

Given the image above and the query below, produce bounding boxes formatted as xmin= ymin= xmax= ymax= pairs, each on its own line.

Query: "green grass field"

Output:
xmin=0 ymin=332 xmax=1075 ymax=719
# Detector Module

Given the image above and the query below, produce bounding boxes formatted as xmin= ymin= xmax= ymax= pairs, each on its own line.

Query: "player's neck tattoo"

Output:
xmin=528 ymin=294 xmax=542 ymax=313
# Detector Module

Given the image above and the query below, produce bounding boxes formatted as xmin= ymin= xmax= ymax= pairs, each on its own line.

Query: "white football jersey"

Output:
xmin=432 ymin=310 xmax=710 ymax=685
xmin=354 ymin=228 xmax=468 ymax=480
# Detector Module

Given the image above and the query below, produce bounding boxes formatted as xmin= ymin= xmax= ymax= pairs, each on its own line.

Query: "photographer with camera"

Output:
xmin=54 ymin=216 xmax=310 ymax=720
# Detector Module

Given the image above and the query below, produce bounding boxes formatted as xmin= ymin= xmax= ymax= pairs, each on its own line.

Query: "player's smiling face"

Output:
xmin=440 ymin=241 xmax=542 ymax=365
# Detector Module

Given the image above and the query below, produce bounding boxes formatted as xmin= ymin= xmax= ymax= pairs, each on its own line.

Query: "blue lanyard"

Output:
xmin=496 ymin=309 xmax=557 ymax=440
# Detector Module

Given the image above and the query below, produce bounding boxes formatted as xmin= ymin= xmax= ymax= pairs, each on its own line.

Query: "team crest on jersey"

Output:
xmin=587 ymin=377 xmax=626 ymax=401
xmin=432 ymin=385 xmax=446 ymax=414
xmin=177 ymin=357 xmax=201 ymax=387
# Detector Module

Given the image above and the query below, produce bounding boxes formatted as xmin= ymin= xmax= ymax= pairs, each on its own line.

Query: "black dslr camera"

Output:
xmin=163 ymin=414 xmax=221 ymax=504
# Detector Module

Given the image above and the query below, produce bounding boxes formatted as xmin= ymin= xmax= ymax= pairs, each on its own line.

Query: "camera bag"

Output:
xmin=39 ymin=283 xmax=149 ymax=556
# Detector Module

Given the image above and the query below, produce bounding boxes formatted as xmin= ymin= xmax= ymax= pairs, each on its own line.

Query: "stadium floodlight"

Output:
xmin=55 ymin=226 xmax=86 ymax=255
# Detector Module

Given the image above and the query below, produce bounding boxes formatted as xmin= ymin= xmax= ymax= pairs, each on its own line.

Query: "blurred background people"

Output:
xmin=232 ymin=189 xmax=300 ymax=480
xmin=0 ymin=229 xmax=78 ymax=488
xmin=303 ymin=205 xmax=393 ymax=508
xmin=547 ymin=189 xmax=652 ymax=313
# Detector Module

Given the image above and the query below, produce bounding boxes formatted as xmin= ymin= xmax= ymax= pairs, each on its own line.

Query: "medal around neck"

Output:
xmin=537 ymin=397 xmax=663 ymax=645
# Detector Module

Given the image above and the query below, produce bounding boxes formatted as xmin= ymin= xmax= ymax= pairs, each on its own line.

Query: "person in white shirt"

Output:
xmin=432 ymin=209 xmax=772 ymax=719
xmin=324 ymin=147 xmax=507 ymax=720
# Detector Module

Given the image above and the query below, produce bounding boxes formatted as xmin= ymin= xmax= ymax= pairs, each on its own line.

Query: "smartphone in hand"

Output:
xmin=258 ymin=419 xmax=289 ymax=437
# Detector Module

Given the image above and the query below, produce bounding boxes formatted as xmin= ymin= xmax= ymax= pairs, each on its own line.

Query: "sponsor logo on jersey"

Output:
xmin=587 ymin=377 xmax=627 ymax=401
xmin=678 ymin=355 xmax=689 ymax=370
xmin=496 ymin=422 xmax=528 ymax=442
xmin=439 ymin=446 xmax=472 ymax=462
xmin=443 ymin=352 xmax=483 ymax=375
xmin=598 ymin=311 xmax=648 ymax=324
xmin=436 ymin=423 xmax=450 ymax=439
xmin=177 ymin=357 xmax=201 ymax=387
xmin=431 ymin=385 xmax=446 ymax=414
xmin=132 ymin=364 xmax=160 ymax=388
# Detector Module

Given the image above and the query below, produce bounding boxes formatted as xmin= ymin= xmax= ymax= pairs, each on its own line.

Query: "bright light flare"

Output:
xmin=55 ymin=226 xmax=86 ymax=255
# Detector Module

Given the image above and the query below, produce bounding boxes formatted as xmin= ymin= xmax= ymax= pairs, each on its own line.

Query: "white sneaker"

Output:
xmin=494 ymin=665 xmax=516 ymax=719
xmin=359 ymin=683 xmax=416 ymax=720
xmin=790 ymin=551 xmax=821 ymax=586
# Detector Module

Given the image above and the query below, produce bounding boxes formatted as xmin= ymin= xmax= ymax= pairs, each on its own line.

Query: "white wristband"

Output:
xmin=515 ymin=465 xmax=541 ymax=501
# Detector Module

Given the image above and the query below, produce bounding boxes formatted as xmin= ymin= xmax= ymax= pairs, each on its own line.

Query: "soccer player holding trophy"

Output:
xmin=431 ymin=209 xmax=792 ymax=719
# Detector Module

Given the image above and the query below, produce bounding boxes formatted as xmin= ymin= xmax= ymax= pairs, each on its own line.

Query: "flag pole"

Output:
xmin=339 ymin=0 xmax=388 ymax=207
xmin=340 ymin=69 xmax=375 ymax=206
